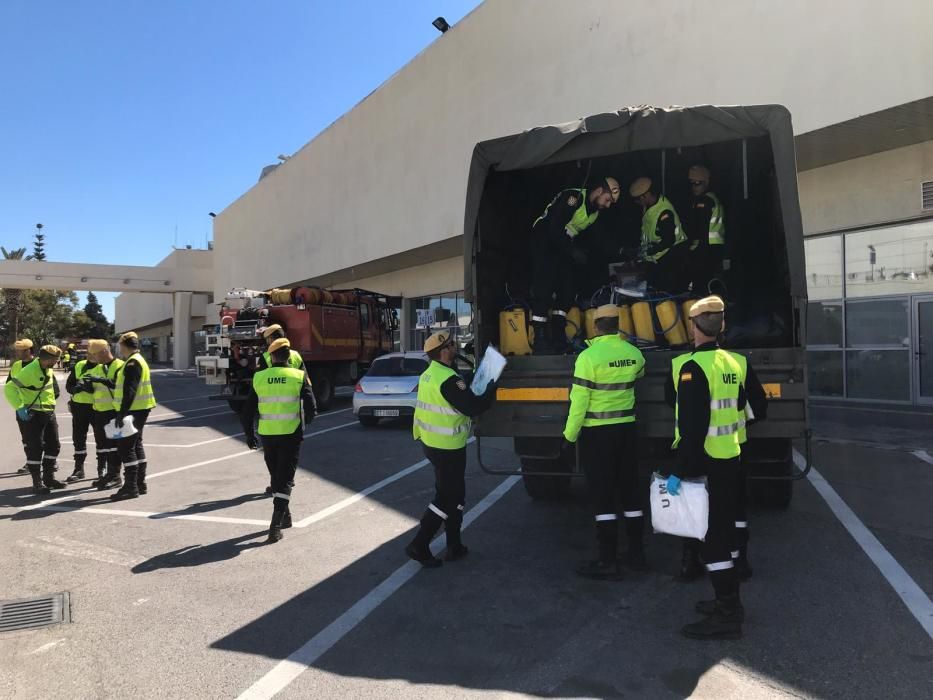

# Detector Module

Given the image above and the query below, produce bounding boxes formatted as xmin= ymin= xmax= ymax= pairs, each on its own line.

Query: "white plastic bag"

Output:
xmin=470 ymin=344 xmax=507 ymax=395
xmin=104 ymin=415 xmax=138 ymax=440
xmin=649 ymin=473 xmax=709 ymax=541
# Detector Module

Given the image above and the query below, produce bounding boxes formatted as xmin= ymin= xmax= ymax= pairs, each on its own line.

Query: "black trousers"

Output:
xmin=734 ymin=459 xmax=749 ymax=553
xmin=702 ymin=456 xmax=741 ymax=597
xmin=579 ymin=422 xmax=642 ymax=559
xmin=648 ymin=243 xmax=689 ymax=294
xmin=21 ymin=411 xmax=60 ymax=474
xmin=262 ymin=429 xmax=303 ymax=515
xmin=115 ymin=409 xmax=150 ymax=472
xmin=424 ymin=444 xmax=467 ymax=520
xmin=688 ymin=245 xmax=725 ymax=295
xmin=531 ymin=223 xmax=575 ymax=319
xmin=579 ymin=422 xmax=641 ymax=517
xmin=16 ymin=415 xmax=28 ymax=464
xmin=92 ymin=410 xmax=120 ymax=472
xmin=70 ymin=402 xmax=94 ymax=461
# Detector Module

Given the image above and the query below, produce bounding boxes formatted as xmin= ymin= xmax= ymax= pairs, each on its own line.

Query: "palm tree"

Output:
xmin=2 ymin=246 xmax=33 ymax=344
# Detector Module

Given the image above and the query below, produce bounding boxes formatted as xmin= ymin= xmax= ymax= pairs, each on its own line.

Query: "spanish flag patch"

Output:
xmin=681 ymin=372 xmax=693 ymax=382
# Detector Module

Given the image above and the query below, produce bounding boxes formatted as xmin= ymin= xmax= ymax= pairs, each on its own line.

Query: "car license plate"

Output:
xmin=374 ymin=409 xmax=399 ymax=417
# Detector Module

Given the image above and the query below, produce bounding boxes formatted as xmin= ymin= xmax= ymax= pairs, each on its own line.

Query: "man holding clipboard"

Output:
xmin=407 ymin=331 xmax=500 ymax=567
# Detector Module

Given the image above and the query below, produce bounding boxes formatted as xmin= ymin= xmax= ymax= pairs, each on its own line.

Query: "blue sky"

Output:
xmin=0 ymin=0 xmax=483 ymax=320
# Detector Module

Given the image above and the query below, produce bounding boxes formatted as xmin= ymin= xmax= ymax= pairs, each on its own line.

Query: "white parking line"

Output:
xmin=16 ymin=422 xmax=358 ymax=512
xmin=30 ymin=434 xmax=440 ymax=529
xmin=146 ymin=408 xmax=233 ymax=426
xmin=156 ymin=395 xmax=215 ymax=405
xmin=293 ymin=436 xmax=475 ymax=528
xmin=911 ymin=449 xmax=933 ymax=466
xmin=795 ymin=451 xmax=933 ymax=640
xmin=237 ymin=475 xmax=520 ymax=700
xmin=59 ymin=407 xmax=355 ymax=450
xmin=33 ymin=505 xmax=269 ymax=527
xmin=57 ymin=403 xmax=227 ymax=423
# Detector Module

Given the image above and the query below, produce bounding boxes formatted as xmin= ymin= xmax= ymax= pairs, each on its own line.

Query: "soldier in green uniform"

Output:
xmin=241 ymin=338 xmax=318 ymax=543
xmin=406 ymin=330 xmax=497 ymax=567
xmin=563 ymin=304 xmax=647 ymax=580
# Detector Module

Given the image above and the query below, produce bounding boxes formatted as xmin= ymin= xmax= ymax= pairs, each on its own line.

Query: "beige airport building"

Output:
xmin=115 ymin=0 xmax=933 ymax=404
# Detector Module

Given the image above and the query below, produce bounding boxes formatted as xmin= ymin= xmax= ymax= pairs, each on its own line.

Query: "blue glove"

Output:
xmin=666 ymin=474 xmax=682 ymax=496
xmin=16 ymin=408 xmax=31 ymax=422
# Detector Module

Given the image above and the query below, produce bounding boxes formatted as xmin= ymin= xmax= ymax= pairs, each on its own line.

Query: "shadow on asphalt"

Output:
xmin=132 ymin=531 xmax=269 ymax=572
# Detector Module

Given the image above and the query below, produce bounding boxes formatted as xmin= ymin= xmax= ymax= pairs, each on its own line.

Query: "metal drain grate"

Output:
xmin=0 ymin=593 xmax=70 ymax=633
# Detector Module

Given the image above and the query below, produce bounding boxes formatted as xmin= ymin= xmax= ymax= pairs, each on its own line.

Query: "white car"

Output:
xmin=353 ymin=352 xmax=428 ymax=427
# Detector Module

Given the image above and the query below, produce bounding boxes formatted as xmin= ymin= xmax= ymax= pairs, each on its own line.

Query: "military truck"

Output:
xmin=464 ymin=105 xmax=809 ymax=507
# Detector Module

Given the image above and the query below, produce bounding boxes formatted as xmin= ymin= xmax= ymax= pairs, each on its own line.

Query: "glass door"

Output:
xmin=912 ymin=296 xmax=933 ymax=404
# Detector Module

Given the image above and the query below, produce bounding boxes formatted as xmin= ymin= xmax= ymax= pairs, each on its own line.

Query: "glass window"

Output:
xmin=845 ymin=221 xmax=933 ymax=298
xmin=804 ymin=235 xmax=843 ymax=300
xmin=359 ymin=303 xmax=370 ymax=329
xmin=807 ymin=301 xmax=843 ymax=347
xmin=367 ymin=356 xmax=428 ymax=377
xmin=807 ymin=351 xmax=843 ymax=397
xmin=845 ymin=299 xmax=909 ymax=347
xmin=432 ymin=295 xmax=457 ymax=329
xmin=846 ymin=349 xmax=910 ymax=401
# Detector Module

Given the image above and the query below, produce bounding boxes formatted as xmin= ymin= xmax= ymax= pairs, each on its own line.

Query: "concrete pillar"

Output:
xmin=173 ymin=291 xmax=192 ymax=370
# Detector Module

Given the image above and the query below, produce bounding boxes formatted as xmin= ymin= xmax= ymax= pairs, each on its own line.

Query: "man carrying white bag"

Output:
xmin=656 ymin=295 xmax=766 ymax=641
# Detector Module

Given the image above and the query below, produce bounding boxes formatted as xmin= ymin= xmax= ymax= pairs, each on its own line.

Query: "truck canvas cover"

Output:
xmin=463 ymin=104 xmax=805 ymax=301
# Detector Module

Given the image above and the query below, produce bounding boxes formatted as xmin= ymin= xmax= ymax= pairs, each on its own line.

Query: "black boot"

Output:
xmin=267 ymin=507 xmax=285 ymax=543
xmin=683 ymin=593 xmax=744 ymax=640
xmin=444 ymin=509 xmax=468 ymax=561
xmin=66 ymin=455 xmax=87 ymax=483
xmin=110 ymin=465 xmax=139 ymax=501
xmin=136 ymin=462 xmax=148 ymax=495
xmin=281 ymin=508 xmax=293 ymax=530
xmin=734 ymin=547 xmax=753 ymax=581
xmin=577 ymin=519 xmax=622 ymax=580
xmin=30 ymin=468 xmax=50 ymax=496
xmin=405 ymin=508 xmax=444 ymax=568
xmin=530 ymin=319 xmax=551 ymax=355
xmin=676 ymin=539 xmax=705 ymax=582
xmin=623 ymin=515 xmax=647 ymax=571
xmin=95 ymin=453 xmax=123 ymax=490
xmin=18 ymin=464 xmax=30 ymax=475
xmin=42 ymin=464 xmax=67 ymax=490
xmin=695 ymin=597 xmax=747 ymax=622
xmin=549 ymin=315 xmax=568 ymax=354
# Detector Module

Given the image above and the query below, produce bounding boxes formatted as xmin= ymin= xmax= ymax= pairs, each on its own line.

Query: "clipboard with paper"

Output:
xmin=470 ymin=344 xmax=507 ymax=395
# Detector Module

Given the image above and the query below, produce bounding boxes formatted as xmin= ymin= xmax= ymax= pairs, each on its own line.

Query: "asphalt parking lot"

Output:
xmin=1 ymin=371 xmax=931 ymax=699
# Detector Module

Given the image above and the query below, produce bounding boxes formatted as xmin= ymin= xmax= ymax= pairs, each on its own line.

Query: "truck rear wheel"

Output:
xmin=311 ymin=370 xmax=335 ymax=411
xmin=520 ymin=457 xmax=571 ymax=500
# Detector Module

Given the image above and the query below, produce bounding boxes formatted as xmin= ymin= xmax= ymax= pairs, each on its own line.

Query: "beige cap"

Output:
xmin=424 ymin=330 xmax=453 ymax=353
xmin=87 ymin=339 xmax=109 ymax=353
xmin=688 ymin=165 xmax=711 ymax=183
xmin=118 ymin=331 xmax=138 ymax=344
xmin=629 ymin=177 xmax=652 ymax=198
xmin=594 ymin=304 xmax=619 ymax=320
xmin=261 ymin=324 xmax=283 ymax=338
xmin=604 ymin=177 xmax=621 ymax=203
xmin=268 ymin=337 xmax=291 ymax=353
xmin=40 ymin=344 xmax=62 ymax=358
xmin=689 ymin=295 xmax=725 ymax=318
xmin=13 ymin=339 xmax=33 ymax=350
